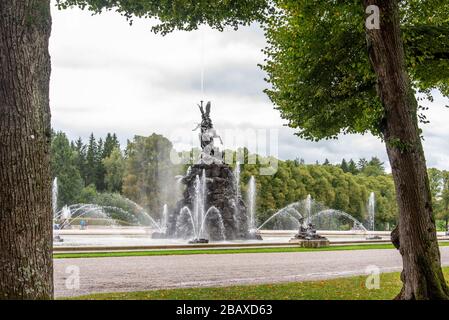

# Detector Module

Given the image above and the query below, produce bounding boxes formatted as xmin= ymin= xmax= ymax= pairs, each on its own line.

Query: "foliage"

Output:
xmin=103 ymin=147 xmax=125 ymax=193
xmin=428 ymin=168 xmax=449 ymax=230
xmin=51 ymin=131 xmax=84 ymax=208
xmin=122 ymin=133 xmax=182 ymax=216
xmin=262 ymin=0 xmax=449 ymax=140
xmin=56 ymin=0 xmax=268 ymax=35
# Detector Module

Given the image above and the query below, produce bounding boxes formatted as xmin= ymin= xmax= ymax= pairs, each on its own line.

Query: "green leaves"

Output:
xmin=56 ymin=0 xmax=268 ymax=34
xmin=262 ymin=0 xmax=449 ymax=141
xmin=262 ymin=1 xmax=382 ymax=140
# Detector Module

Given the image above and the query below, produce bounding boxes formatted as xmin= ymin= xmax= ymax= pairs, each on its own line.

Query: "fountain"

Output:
xmin=304 ymin=194 xmax=312 ymax=224
xmin=247 ymin=176 xmax=262 ymax=240
xmin=161 ymin=204 xmax=168 ymax=231
xmin=256 ymin=194 xmax=375 ymax=246
xmin=258 ymin=195 xmax=368 ymax=233
xmin=368 ymin=192 xmax=375 ymax=231
xmin=54 ymin=203 xmax=141 ymax=229
xmin=52 ymin=178 xmax=64 ymax=242
xmin=151 ymin=204 xmax=169 ymax=239
xmin=289 ymin=220 xmax=330 ymax=247
xmin=366 ymin=192 xmax=381 ymax=240
xmin=289 ymin=195 xmax=330 ymax=247
xmin=163 ymin=101 xmax=254 ymax=242
xmin=52 ymin=177 xmax=58 ymax=218
xmin=247 ymin=176 xmax=256 ymax=231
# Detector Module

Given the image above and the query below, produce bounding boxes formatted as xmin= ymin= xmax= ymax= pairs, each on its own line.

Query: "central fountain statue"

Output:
xmin=163 ymin=101 xmax=257 ymax=242
xmin=192 ymin=101 xmax=223 ymax=164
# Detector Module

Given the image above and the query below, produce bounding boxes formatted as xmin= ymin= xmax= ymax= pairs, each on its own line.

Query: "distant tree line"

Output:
xmin=50 ymin=131 xmax=449 ymax=231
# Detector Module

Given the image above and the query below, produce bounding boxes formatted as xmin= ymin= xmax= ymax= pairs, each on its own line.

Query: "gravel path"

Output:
xmin=54 ymin=247 xmax=449 ymax=297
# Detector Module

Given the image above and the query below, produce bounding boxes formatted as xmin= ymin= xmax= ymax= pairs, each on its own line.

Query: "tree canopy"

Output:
xmin=262 ymin=0 xmax=449 ymax=141
xmin=56 ymin=0 xmax=268 ymax=34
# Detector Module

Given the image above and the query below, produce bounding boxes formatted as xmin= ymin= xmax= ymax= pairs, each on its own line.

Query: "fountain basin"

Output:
xmin=188 ymin=238 xmax=210 ymax=244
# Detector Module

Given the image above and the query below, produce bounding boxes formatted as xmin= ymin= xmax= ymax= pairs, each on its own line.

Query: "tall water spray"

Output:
xmin=234 ymin=162 xmax=241 ymax=196
xmin=192 ymin=170 xmax=207 ymax=238
xmin=248 ymin=176 xmax=256 ymax=231
xmin=201 ymin=169 xmax=207 ymax=211
xmin=61 ymin=205 xmax=72 ymax=220
xmin=52 ymin=177 xmax=58 ymax=218
xmin=368 ymin=192 xmax=375 ymax=231
xmin=305 ymin=194 xmax=312 ymax=225
xmin=233 ymin=162 xmax=241 ymax=229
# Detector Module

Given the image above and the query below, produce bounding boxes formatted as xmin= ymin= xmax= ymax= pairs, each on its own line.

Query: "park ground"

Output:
xmin=71 ymin=267 xmax=449 ymax=300
xmin=55 ymin=244 xmax=449 ymax=299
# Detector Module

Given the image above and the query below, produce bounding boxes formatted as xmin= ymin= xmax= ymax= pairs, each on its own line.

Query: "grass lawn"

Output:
xmin=71 ymin=267 xmax=449 ymax=300
xmin=54 ymin=242 xmax=449 ymax=259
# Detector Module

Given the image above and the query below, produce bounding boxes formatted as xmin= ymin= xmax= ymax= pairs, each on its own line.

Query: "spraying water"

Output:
xmin=257 ymin=195 xmax=368 ymax=232
xmin=305 ymin=194 xmax=312 ymax=224
xmin=247 ymin=176 xmax=257 ymax=231
xmin=192 ymin=171 xmax=208 ymax=238
xmin=234 ymin=162 xmax=241 ymax=196
xmin=233 ymin=162 xmax=241 ymax=230
xmin=368 ymin=192 xmax=376 ymax=231
xmin=60 ymin=205 xmax=72 ymax=221
xmin=201 ymin=169 xmax=207 ymax=212
xmin=161 ymin=204 xmax=168 ymax=231
xmin=52 ymin=177 xmax=58 ymax=218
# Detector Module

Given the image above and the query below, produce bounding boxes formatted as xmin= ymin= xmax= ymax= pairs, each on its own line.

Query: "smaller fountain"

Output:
xmin=289 ymin=213 xmax=329 ymax=248
xmin=151 ymin=204 xmax=170 ymax=239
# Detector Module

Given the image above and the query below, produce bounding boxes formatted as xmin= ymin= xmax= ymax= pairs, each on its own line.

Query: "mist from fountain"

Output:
xmin=123 ymin=198 xmax=164 ymax=231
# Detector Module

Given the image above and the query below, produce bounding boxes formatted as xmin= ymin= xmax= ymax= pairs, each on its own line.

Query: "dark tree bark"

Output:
xmin=0 ymin=0 xmax=53 ymax=299
xmin=364 ymin=0 xmax=449 ymax=299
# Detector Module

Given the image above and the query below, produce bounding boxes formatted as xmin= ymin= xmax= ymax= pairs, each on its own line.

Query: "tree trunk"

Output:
xmin=0 ymin=0 xmax=53 ymax=299
xmin=364 ymin=0 xmax=449 ymax=299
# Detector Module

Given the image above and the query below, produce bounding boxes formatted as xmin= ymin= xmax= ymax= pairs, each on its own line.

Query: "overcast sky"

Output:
xmin=49 ymin=3 xmax=449 ymax=170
